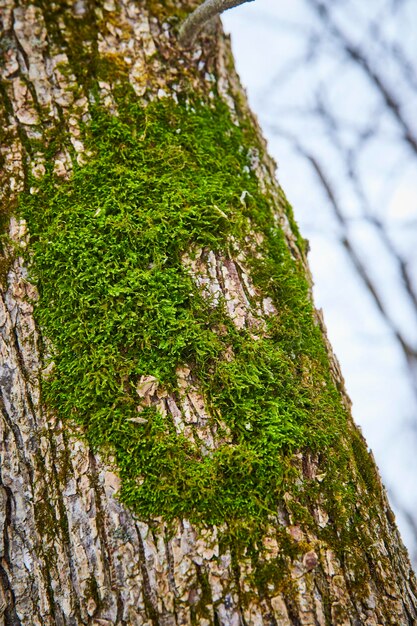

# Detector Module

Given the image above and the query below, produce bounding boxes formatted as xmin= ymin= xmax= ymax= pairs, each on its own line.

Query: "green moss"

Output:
xmin=350 ymin=426 xmax=382 ymax=497
xmin=146 ymin=0 xmax=197 ymax=22
xmin=85 ymin=575 xmax=101 ymax=614
xmin=0 ymin=94 xmax=20 ymax=282
xmin=249 ymin=532 xmax=301 ymax=596
xmin=19 ymin=92 xmax=350 ymax=536
xmin=277 ymin=186 xmax=309 ymax=256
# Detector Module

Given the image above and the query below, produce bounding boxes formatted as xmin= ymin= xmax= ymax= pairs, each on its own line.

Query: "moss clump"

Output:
xmin=146 ymin=0 xmax=189 ymax=21
xmin=277 ymin=186 xmax=309 ymax=256
xmin=20 ymin=92 xmax=348 ymax=531
xmin=350 ymin=426 xmax=382 ymax=497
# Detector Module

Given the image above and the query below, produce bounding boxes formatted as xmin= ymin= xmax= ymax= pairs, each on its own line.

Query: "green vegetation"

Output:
xmin=20 ymin=90 xmax=350 ymax=536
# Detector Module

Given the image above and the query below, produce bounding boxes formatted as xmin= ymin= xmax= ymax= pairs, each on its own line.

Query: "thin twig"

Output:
xmin=312 ymin=94 xmax=417 ymax=316
xmin=303 ymin=148 xmax=417 ymax=389
xmin=269 ymin=124 xmax=417 ymax=396
xmin=178 ymin=0 xmax=255 ymax=47
xmin=306 ymin=0 xmax=417 ymax=156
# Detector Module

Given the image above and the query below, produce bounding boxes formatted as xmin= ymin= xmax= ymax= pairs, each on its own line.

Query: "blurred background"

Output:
xmin=223 ymin=0 xmax=417 ymax=564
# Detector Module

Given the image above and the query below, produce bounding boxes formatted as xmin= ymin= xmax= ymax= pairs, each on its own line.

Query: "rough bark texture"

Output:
xmin=0 ymin=1 xmax=416 ymax=625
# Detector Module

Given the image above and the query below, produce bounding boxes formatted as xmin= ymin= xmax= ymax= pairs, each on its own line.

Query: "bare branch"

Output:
xmin=312 ymin=93 xmax=417 ymax=316
xmin=307 ymin=0 xmax=417 ymax=156
xmin=268 ymin=123 xmax=417 ymax=396
xmin=300 ymin=147 xmax=417 ymax=393
xmin=179 ymin=0 xmax=255 ymax=47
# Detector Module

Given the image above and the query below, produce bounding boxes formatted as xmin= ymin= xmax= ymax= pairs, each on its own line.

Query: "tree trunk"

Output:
xmin=0 ymin=1 xmax=416 ymax=624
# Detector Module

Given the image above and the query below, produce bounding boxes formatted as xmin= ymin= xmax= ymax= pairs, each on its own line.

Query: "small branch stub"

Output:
xmin=178 ymin=0 xmax=255 ymax=47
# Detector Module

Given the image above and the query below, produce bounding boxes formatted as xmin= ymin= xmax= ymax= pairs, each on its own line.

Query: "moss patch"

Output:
xmin=19 ymin=92 xmax=349 ymax=533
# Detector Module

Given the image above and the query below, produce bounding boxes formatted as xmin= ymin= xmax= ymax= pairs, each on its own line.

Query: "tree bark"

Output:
xmin=0 ymin=1 xmax=416 ymax=625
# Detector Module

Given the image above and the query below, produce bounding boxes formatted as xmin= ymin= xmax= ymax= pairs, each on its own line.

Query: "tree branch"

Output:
xmin=179 ymin=0 xmax=255 ymax=47
xmin=306 ymin=0 xmax=417 ymax=156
